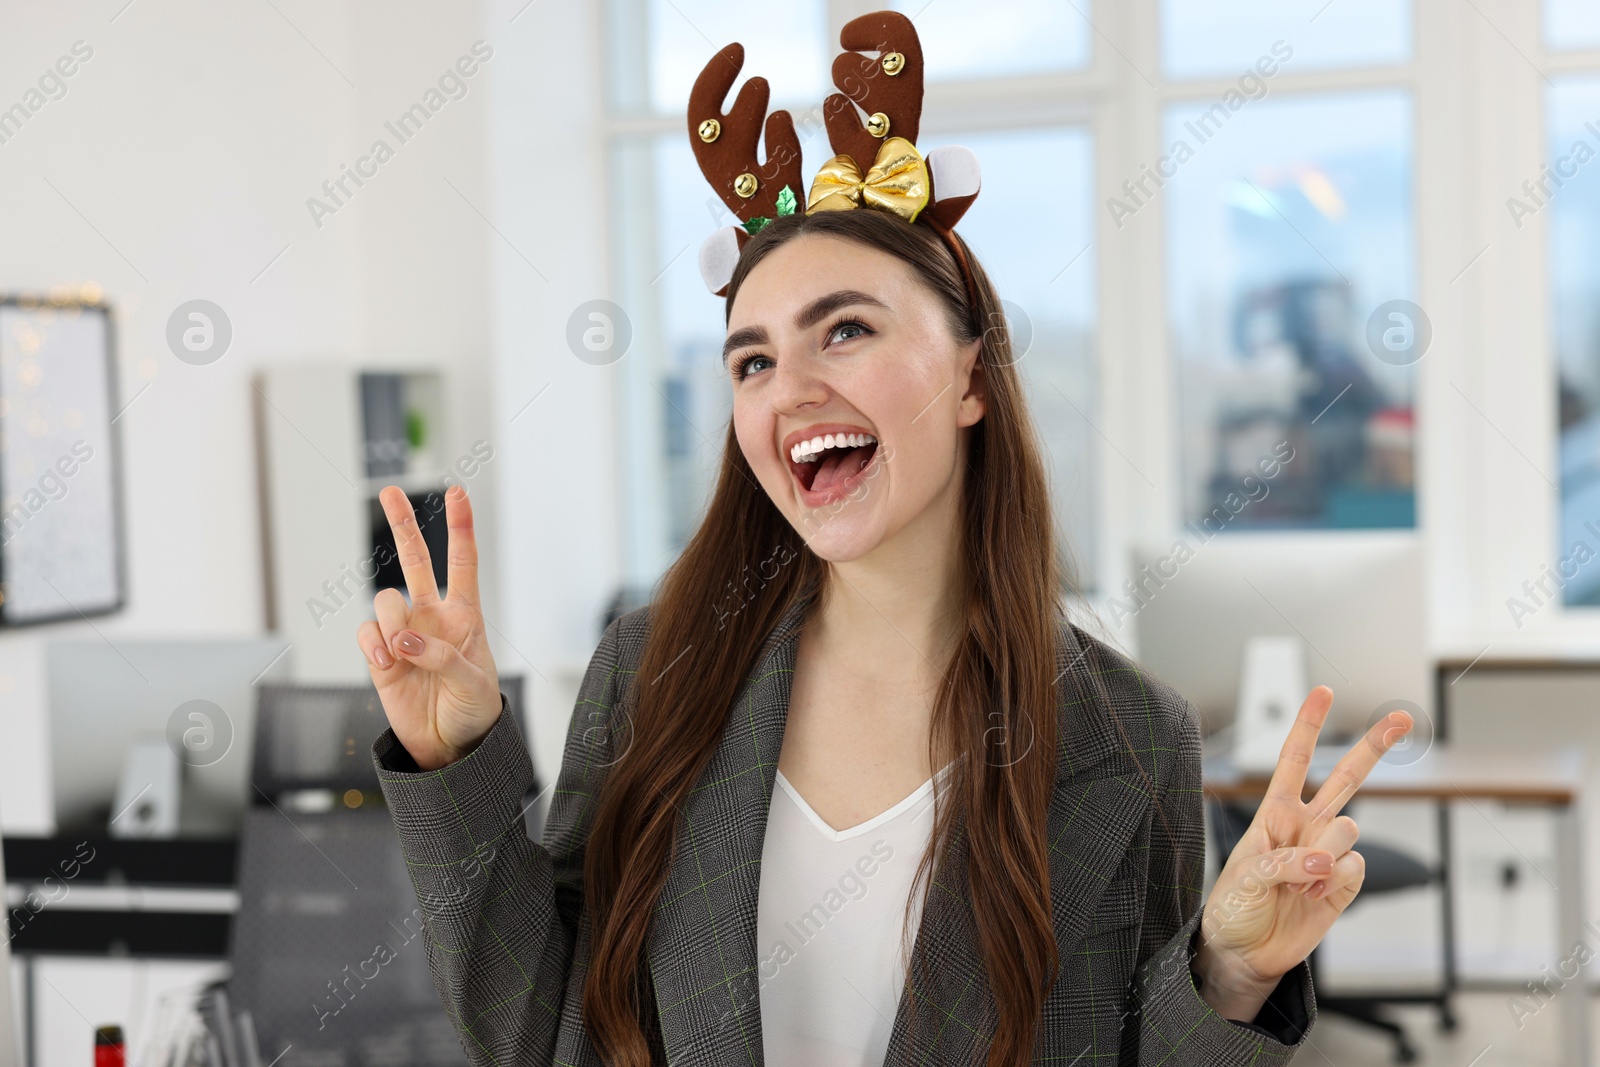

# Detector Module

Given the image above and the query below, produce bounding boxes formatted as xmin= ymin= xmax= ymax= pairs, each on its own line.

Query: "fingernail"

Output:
xmin=395 ymin=631 xmax=424 ymax=656
xmin=371 ymin=642 xmax=394 ymax=669
xmin=1305 ymin=852 xmax=1333 ymax=875
xmin=1308 ymin=880 xmax=1326 ymax=899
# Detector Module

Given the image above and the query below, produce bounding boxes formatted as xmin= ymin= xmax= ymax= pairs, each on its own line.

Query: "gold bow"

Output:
xmin=806 ymin=136 xmax=930 ymax=223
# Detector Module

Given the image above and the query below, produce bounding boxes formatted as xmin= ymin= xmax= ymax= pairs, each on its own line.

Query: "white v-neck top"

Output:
xmin=756 ymin=767 xmax=950 ymax=1066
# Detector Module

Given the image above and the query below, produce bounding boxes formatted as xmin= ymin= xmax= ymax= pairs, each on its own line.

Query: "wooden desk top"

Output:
xmin=1436 ymin=654 xmax=1600 ymax=673
xmin=1202 ymin=743 xmax=1584 ymax=805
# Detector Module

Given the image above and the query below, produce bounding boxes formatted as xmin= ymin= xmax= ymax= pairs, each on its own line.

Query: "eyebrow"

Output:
xmin=721 ymin=289 xmax=890 ymax=365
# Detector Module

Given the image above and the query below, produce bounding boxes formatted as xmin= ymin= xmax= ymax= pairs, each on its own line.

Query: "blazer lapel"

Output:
xmin=647 ymin=593 xmax=811 ymax=1066
xmin=882 ymin=621 xmax=1156 ymax=1064
xmin=646 ymin=603 xmax=1153 ymax=1066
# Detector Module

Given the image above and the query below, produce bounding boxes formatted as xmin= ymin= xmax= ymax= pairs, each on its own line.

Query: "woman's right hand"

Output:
xmin=358 ymin=484 xmax=502 ymax=771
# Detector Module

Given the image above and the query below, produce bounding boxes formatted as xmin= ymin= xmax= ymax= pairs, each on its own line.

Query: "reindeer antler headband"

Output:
xmin=688 ymin=10 xmax=983 ymax=301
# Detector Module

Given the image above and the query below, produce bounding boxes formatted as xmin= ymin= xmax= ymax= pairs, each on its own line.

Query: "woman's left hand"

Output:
xmin=1191 ymin=685 xmax=1414 ymax=1020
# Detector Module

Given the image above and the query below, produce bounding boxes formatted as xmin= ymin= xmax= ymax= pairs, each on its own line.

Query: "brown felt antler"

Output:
xmin=822 ymin=11 xmax=925 ymax=170
xmin=688 ymin=43 xmax=805 ymax=223
xmin=687 ymin=12 xmax=981 ymax=297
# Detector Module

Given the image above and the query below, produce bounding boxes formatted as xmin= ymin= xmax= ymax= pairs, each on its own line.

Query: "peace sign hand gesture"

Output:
xmin=1190 ymin=686 xmax=1414 ymax=1020
xmin=357 ymin=485 xmax=502 ymax=772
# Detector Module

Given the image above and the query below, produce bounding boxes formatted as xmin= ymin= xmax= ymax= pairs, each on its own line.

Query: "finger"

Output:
xmin=1311 ymin=850 xmax=1366 ymax=902
xmin=1264 ymin=686 xmax=1334 ymax=803
xmin=1286 ymin=819 xmax=1363 ymax=895
xmin=357 ymin=620 xmax=396 ymax=672
xmin=378 ymin=485 xmax=441 ymax=608
xmin=374 ymin=586 xmax=411 ymax=648
xmin=1309 ymin=813 xmax=1360 ymax=854
xmin=388 ymin=626 xmax=482 ymax=691
xmin=443 ymin=485 xmax=481 ymax=612
xmin=1306 ymin=708 xmax=1414 ymax=823
xmin=1229 ymin=845 xmax=1338 ymax=894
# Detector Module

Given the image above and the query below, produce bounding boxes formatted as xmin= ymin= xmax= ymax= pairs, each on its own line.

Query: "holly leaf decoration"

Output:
xmin=742 ymin=186 xmax=798 ymax=236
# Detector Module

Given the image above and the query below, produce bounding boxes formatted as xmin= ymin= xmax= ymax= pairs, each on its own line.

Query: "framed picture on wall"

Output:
xmin=0 ymin=295 xmax=125 ymax=626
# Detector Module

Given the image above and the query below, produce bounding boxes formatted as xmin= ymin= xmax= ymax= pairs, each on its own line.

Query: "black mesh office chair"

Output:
xmin=227 ymin=677 xmax=532 ymax=1066
xmin=1207 ymin=797 xmax=1446 ymax=1063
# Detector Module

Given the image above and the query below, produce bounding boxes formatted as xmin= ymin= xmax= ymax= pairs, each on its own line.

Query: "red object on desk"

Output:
xmin=94 ymin=1024 xmax=125 ymax=1066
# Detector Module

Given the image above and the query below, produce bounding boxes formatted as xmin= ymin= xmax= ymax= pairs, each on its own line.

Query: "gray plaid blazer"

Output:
xmin=373 ymin=595 xmax=1317 ymax=1065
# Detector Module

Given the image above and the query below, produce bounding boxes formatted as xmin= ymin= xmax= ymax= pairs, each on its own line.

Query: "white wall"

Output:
xmin=486 ymin=0 xmax=623 ymax=782
xmin=0 ymin=0 xmax=520 ymax=829
xmin=0 ymin=1 xmax=571 ymax=1060
xmin=0 ymin=0 xmax=628 ymax=865
xmin=0 ymin=0 xmax=627 ymax=838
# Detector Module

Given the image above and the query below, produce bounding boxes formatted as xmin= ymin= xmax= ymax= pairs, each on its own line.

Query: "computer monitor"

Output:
xmin=46 ymin=639 xmax=293 ymax=836
xmin=1129 ymin=531 xmax=1429 ymax=741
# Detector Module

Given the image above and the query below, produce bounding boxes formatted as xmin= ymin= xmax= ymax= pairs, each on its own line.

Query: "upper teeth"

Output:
xmin=790 ymin=432 xmax=877 ymax=464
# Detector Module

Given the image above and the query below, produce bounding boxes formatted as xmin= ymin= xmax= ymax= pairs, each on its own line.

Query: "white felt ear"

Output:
xmin=927 ymin=145 xmax=981 ymax=202
xmin=699 ymin=225 xmax=745 ymax=296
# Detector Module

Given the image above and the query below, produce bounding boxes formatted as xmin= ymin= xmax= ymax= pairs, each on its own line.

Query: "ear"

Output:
xmin=956 ymin=336 xmax=986 ymax=428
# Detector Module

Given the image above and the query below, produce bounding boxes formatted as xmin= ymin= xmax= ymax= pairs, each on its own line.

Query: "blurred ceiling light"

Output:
xmin=1296 ymin=166 xmax=1348 ymax=221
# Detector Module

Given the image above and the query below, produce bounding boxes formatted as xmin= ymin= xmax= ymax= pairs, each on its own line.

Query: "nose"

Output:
xmin=767 ymin=350 xmax=828 ymax=414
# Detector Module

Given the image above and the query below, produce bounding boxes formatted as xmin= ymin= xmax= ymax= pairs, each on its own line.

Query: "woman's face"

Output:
xmin=725 ymin=232 xmax=985 ymax=562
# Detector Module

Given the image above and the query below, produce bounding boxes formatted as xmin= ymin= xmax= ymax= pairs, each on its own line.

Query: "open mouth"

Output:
xmin=788 ymin=432 xmax=879 ymax=499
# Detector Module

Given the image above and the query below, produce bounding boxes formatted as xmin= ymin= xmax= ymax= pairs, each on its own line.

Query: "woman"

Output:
xmin=360 ymin=204 xmax=1411 ymax=1067
xmin=361 ymin=15 xmax=1411 ymax=1065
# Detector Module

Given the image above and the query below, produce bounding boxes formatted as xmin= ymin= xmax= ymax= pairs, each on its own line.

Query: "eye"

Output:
xmin=826 ymin=318 xmax=873 ymax=345
xmin=731 ymin=353 xmax=773 ymax=381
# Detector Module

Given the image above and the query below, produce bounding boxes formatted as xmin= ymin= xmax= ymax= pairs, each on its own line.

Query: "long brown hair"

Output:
xmin=583 ymin=207 xmax=1076 ymax=1065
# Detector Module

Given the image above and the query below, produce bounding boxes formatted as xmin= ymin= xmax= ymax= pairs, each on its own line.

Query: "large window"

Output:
xmin=1160 ymin=0 xmax=1412 ymax=77
xmin=638 ymin=0 xmax=830 ymax=113
xmin=1548 ymin=78 xmax=1600 ymax=601
xmin=606 ymin=0 xmax=1101 ymax=590
xmin=1165 ymin=90 xmax=1417 ymax=529
xmin=921 ymin=127 xmax=1098 ymax=576
xmin=1548 ymin=0 xmax=1600 ymax=605
xmin=1154 ymin=1 xmax=1418 ymax=531
xmin=595 ymin=0 xmax=1600 ymax=633
xmin=1546 ymin=0 xmax=1600 ymax=52
xmin=888 ymin=0 xmax=1092 ymax=79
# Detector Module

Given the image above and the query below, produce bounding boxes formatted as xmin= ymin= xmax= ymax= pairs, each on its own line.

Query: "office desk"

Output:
xmin=1205 ymin=745 xmax=1589 ymax=1066
xmin=1436 ymin=654 xmax=1600 ymax=741
xmin=2 ymin=836 xmax=238 ymax=1067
